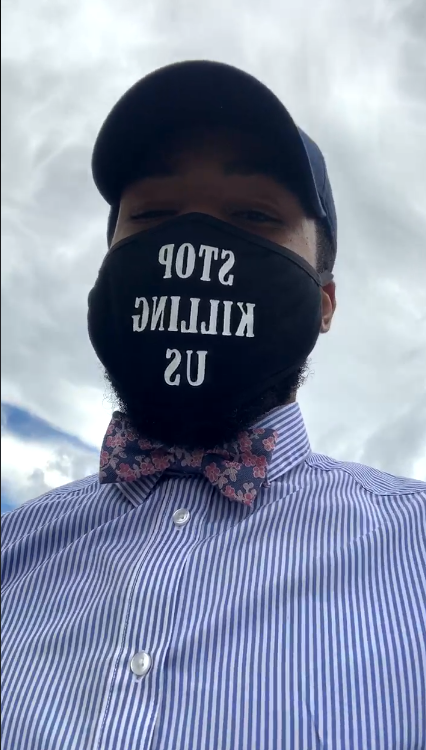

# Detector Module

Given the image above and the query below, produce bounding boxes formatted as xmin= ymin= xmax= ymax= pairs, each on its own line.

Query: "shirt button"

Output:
xmin=173 ymin=508 xmax=191 ymax=528
xmin=130 ymin=651 xmax=152 ymax=678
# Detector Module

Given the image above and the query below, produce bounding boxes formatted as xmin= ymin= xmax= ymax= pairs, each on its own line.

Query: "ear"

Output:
xmin=320 ymin=281 xmax=336 ymax=333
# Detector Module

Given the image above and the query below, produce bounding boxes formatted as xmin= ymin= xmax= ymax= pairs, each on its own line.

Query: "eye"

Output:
xmin=233 ymin=210 xmax=281 ymax=224
xmin=129 ymin=209 xmax=177 ymax=221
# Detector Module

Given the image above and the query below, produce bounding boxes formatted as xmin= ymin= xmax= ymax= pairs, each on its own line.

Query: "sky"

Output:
xmin=2 ymin=0 xmax=426 ymax=512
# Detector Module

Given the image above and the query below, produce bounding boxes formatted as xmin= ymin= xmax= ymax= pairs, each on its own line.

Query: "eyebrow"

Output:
xmin=223 ymin=159 xmax=295 ymax=189
xmin=134 ymin=157 xmax=290 ymax=185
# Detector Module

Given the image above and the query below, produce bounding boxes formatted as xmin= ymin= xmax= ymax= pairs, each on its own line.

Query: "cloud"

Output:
xmin=2 ymin=0 xmax=425 ymax=492
xmin=1 ymin=403 xmax=98 ymax=509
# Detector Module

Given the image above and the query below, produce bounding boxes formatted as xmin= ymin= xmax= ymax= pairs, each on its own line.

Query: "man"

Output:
xmin=2 ymin=61 xmax=425 ymax=750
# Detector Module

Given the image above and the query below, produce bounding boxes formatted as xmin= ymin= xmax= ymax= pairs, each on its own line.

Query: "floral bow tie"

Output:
xmin=100 ymin=413 xmax=279 ymax=506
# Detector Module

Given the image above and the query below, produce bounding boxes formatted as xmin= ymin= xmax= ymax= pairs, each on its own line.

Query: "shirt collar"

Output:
xmin=252 ymin=401 xmax=311 ymax=483
xmin=115 ymin=402 xmax=311 ymax=507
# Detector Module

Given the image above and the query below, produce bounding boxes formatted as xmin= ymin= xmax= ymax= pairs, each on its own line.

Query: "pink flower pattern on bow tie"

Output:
xmin=99 ymin=413 xmax=278 ymax=507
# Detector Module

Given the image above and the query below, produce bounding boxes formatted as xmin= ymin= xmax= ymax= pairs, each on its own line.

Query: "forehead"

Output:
xmin=121 ymin=126 xmax=309 ymax=211
xmin=129 ymin=126 xmax=298 ymax=181
xmin=159 ymin=127 xmax=278 ymax=162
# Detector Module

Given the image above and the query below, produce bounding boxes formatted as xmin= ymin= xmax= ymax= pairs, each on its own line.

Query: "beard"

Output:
xmin=104 ymin=360 xmax=310 ymax=451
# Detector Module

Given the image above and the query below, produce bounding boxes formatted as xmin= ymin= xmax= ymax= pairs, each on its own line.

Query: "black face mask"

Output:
xmin=88 ymin=213 xmax=331 ymax=448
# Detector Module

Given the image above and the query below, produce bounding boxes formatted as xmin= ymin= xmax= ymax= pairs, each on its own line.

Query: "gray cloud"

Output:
xmin=1 ymin=438 xmax=100 ymax=506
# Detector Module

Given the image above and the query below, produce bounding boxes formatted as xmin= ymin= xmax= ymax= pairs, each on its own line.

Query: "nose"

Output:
xmin=180 ymin=205 xmax=223 ymax=220
xmin=176 ymin=185 xmax=223 ymax=220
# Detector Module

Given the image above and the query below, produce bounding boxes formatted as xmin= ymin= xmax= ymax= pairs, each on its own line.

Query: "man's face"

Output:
xmin=105 ymin=127 xmax=335 ymax=447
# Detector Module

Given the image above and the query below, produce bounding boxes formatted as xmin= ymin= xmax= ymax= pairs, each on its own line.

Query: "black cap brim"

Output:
xmin=92 ymin=60 xmax=324 ymax=217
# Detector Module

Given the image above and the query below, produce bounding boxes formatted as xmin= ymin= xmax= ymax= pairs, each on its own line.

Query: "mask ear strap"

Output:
xmin=107 ymin=205 xmax=119 ymax=247
xmin=319 ymin=270 xmax=334 ymax=286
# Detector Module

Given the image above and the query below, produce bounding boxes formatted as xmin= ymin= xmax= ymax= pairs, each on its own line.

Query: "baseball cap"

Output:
xmin=92 ymin=60 xmax=337 ymax=251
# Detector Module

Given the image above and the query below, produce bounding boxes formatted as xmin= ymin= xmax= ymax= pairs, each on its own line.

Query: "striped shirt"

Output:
xmin=2 ymin=402 xmax=426 ymax=750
